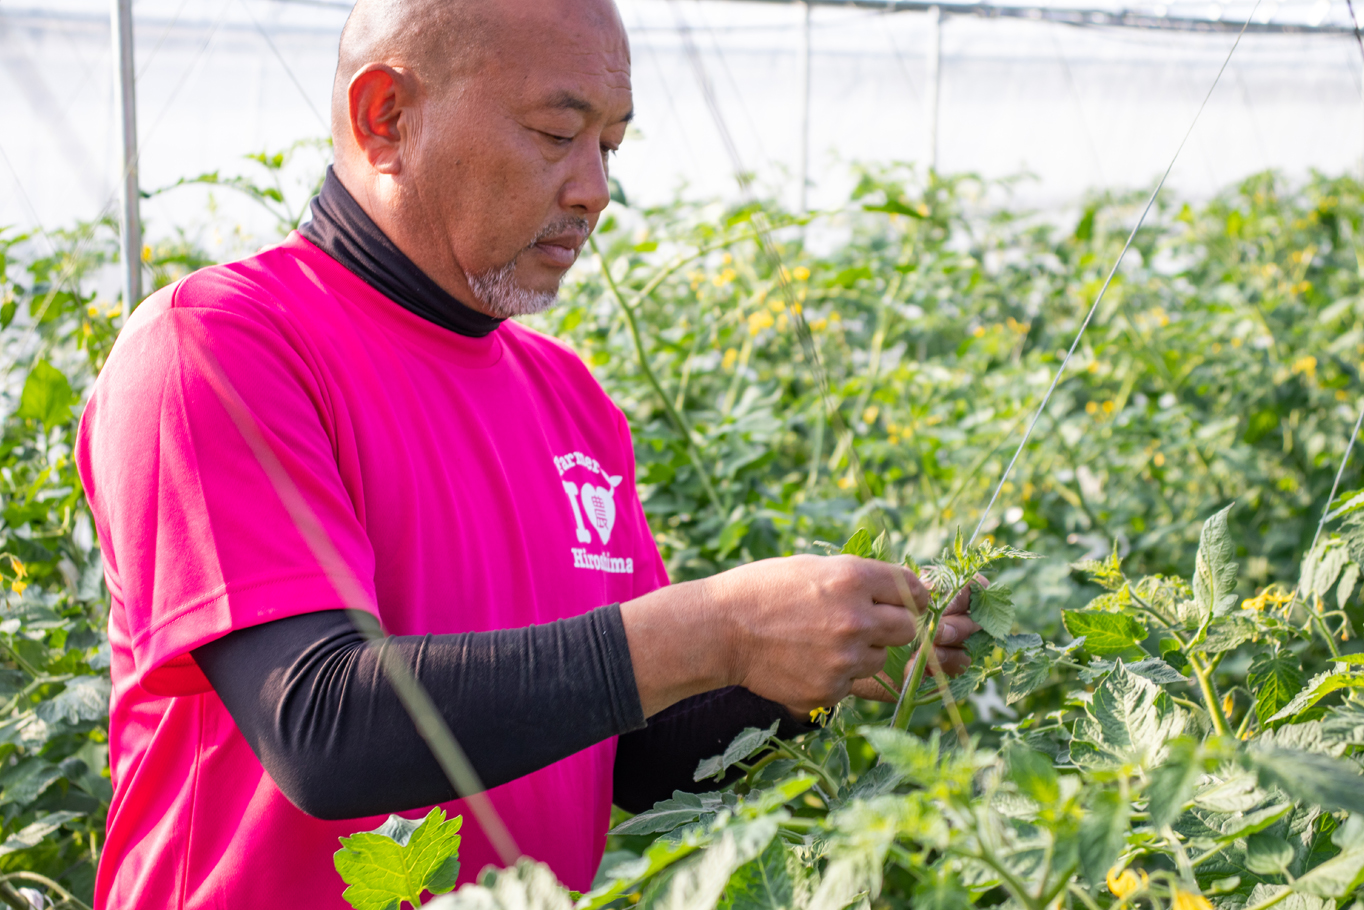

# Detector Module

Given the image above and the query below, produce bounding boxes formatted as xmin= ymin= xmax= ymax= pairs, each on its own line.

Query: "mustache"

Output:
xmin=529 ymin=216 xmax=591 ymax=249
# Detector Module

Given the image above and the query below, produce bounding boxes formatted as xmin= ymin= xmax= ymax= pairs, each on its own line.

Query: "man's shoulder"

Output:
xmin=118 ymin=238 xmax=337 ymax=348
xmin=500 ymin=320 xmax=597 ymax=376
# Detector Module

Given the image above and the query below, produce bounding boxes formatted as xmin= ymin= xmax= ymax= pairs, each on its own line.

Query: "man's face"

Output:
xmin=405 ymin=1 xmax=632 ymax=317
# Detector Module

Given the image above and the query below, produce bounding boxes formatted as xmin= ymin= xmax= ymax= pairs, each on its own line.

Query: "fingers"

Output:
xmin=865 ymin=601 xmax=919 ymax=648
xmin=942 ymin=573 xmax=988 ymax=616
xmin=936 ymin=612 xmax=981 ymax=646
xmin=930 ymin=646 xmax=973 ymax=677
xmin=859 ymin=559 xmax=931 ymax=612
xmin=849 ymin=674 xmax=899 ymax=703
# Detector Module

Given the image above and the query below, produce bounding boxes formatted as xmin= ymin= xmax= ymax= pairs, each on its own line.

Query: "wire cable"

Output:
xmin=238 ymin=0 xmax=330 ymax=131
xmin=966 ymin=0 xmax=1263 ymax=547
xmin=1311 ymin=405 xmax=1364 ymax=554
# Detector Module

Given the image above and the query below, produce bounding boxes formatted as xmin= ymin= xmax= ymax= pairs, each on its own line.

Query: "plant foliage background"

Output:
xmin=0 ymin=150 xmax=1361 ymax=907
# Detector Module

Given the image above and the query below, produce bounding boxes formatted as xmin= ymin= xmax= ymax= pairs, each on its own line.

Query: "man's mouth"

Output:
xmin=530 ymin=222 xmax=590 ymax=270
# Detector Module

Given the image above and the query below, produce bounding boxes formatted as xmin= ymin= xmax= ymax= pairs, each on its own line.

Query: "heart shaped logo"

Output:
xmin=580 ymin=483 xmax=617 ymax=545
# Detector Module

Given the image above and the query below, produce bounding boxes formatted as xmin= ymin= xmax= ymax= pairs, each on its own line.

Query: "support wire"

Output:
xmin=966 ymin=0 xmax=1262 ymax=548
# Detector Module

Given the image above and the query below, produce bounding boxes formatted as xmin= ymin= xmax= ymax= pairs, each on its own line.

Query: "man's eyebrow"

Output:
xmin=544 ymin=91 xmax=633 ymax=124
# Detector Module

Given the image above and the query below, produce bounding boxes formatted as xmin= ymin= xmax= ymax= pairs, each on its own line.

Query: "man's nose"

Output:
xmin=559 ymin=139 xmax=612 ymax=215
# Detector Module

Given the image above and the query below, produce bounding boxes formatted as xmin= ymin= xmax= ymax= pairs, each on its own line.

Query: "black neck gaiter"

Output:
xmin=299 ymin=167 xmax=505 ymax=338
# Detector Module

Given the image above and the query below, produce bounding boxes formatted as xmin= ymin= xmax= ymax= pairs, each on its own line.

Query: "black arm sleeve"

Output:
xmin=611 ymin=687 xmax=816 ymax=814
xmin=192 ymin=606 xmax=646 ymax=820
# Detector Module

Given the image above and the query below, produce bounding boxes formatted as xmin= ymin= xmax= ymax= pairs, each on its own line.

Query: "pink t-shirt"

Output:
xmin=75 ymin=233 xmax=668 ymax=909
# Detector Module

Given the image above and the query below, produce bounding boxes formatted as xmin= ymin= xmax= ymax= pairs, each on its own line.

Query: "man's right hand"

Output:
xmin=619 ymin=554 xmax=979 ymax=717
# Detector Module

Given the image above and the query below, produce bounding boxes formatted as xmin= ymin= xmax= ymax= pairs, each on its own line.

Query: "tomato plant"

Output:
xmin=1 ymin=151 xmax=1362 ymax=908
xmin=339 ymin=503 xmax=1364 ymax=910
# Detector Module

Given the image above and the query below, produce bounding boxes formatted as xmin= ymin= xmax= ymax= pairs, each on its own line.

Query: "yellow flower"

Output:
xmin=1153 ymin=452 xmax=1165 ymax=467
xmin=837 ymin=475 xmax=855 ymax=490
xmin=809 ymin=706 xmax=831 ymax=723
xmin=1102 ymin=400 xmax=1115 ymax=414
xmin=1105 ymin=866 xmax=1147 ymax=899
xmin=1086 ymin=401 xmax=1099 ymax=415
xmin=747 ymin=310 xmax=774 ymax=336
xmin=862 ymin=406 xmax=879 ymax=425
xmin=790 ymin=302 xmax=802 ymax=315
xmin=1222 ymin=693 xmax=1235 ymax=716
xmin=721 ymin=253 xmax=733 ymax=266
xmin=721 ymin=348 xmax=738 ymax=371
xmin=10 ymin=580 xmax=26 ymax=595
xmin=713 ymin=268 xmax=737 ymax=288
xmin=1242 ymin=585 xmax=1294 ymax=612
xmin=972 ymin=325 xmax=986 ymax=338
xmin=141 ymin=245 xmax=152 ymax=262
xmin=87 ymin=304 xmax=100 ymax=318
xmin=1173 ymin=889 xmax=1212 ymax=910
xmin=106 ymin=306 xmax=122 ymax=319
xmin=811 ymin=318 xmax=828 ymax=332
xmin=1292 ymin=356 xmax=1317 ymax=377
xmin=793 ymin=266 xmax=810 ymax=281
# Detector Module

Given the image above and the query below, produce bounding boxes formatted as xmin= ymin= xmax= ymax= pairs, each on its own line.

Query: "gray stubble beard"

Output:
xmin=467 ymin=217 xmax=590 ymax=318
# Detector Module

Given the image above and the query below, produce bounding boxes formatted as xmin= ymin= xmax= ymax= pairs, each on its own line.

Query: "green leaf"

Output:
xmin=16 ymin=361 xmax=74 ymax=427
xmin=911 ymin=866 xmax=971 ymax=910
xmin=694 ymin=720 xmax=780 ymax=782
xmin=435 ymin=859 xmax=574 ymax=910
xmin=1005 ymin=653 xmax=1053 ymax=705
xmin=1200 ymin=616 xmax=1260 ymax=655
xmin=1268 ymin=671 xmax=1364 ymax=724
xmin=1194 ymin=504 xmax=1239 ymax=619
xmin=35 ymin=675 xmax=111 ymax=724
xmin=1220 ymin=803 xmax=1293 ymax=839
xmin=1147 ymin=739 xmax=1203 ymax=827
xmin=1068 ymin=662 xmax=1188 ymax=768
xmin=840 ymin=529 xmax=874 ymax=558
xmin=0 ymin=759 xmax=63 ymax=808
xmin=1077 ymin=789 xmax=1130 ymax=887
xmin=1290 ymin=846 xmax=1364 ymax=898
xmin=0 ymin=811 xmax=83 ymax=858
xmin=718 ymin=838 xmax=805 ymax=910
xmin=611 ymin=791 xmax=739 ymax=837
xmin=1249 ymin=650 xmax=1305 ymax=726
xmin=1245 ymin=832 xmax=1295 ymax=875
xmin=970 ymin=583 xmax=1015 ymax=639
xmin=1339 ymin=564 xmax=1360 ymax=610
xmin=1006 ymin=745 xmax=1059 ymax=805
xmin=1062 ymin=610 xmax=1147 ymax=655
xmin=882 ymin=644 xmax=913 ymax=688
xmin=1003 ymin=633 xmax=1043 ymax=654
xmin=335 ymin=807 xmax=463 ymax=910
xmin=1303 ymin=542 xmax=1349 ymax=602
xmin=1248 ymin=747 xmax=1364 ymax=815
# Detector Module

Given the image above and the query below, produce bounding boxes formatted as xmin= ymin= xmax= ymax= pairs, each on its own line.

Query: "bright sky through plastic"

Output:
xmin=3 ymin=0 xmax=1364 ymax=247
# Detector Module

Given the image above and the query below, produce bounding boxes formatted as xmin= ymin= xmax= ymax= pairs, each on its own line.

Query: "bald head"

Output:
xmin=331 ymin=0 xmax=624 ymax=146
xmin=327 ymin=0 xmax=632 ymax=318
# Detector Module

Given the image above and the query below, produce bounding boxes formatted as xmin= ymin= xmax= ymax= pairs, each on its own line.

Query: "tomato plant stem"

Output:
xmin=1188 ymin=654 xmax=1232 ymax=737
xmin=893 ymin=609 xmax=941 ymax=730
xmin=592 ymin=238 xmax=724 ymax=514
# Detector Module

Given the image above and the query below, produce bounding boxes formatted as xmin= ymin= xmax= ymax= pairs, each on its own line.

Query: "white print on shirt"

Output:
xmin=554 ymin=450 xmax=634 ymax=573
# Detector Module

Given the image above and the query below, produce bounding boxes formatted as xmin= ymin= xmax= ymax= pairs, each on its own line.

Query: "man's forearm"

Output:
xmin=193 ymin=606 xmax=645 ymax=819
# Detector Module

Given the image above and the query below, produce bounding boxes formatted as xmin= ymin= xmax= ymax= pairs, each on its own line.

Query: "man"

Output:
xmin=74 ymin=0 xmax=981 ymax=906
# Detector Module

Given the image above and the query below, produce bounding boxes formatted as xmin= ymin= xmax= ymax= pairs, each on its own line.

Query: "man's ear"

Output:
xmin=347 ymin=64 xmax=415 ymax=175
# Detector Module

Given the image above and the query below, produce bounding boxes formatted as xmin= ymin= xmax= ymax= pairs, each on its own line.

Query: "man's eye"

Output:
xmin=542 ymin=132 xmax=574 ymax=145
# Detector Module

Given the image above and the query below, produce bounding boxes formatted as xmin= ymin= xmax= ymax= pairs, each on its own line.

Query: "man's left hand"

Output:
xmin=847 ymin=576 xmax=982 ymax=704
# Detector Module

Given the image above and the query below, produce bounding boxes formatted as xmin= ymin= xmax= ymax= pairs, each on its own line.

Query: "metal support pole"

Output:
xmin=798 ymin=0 xmax=812 ymax=212
xmin=925 ymin=4 xmax=941 ymax=173
xmin=112 ymin=0 xmax=142 ymax=308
